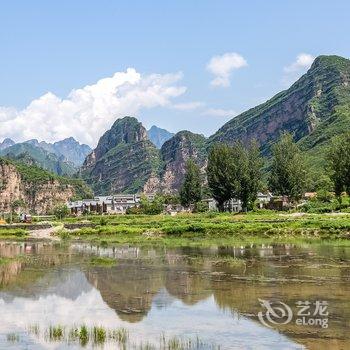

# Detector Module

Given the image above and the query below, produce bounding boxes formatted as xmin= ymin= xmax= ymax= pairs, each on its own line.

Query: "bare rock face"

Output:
xmin=209 ymin=55 xmax=350 ymax=155
xmin=81 ymin=117 xmax=161 ymax=195
xmin=143 ymin=174 xmax=161 ymax=194
xmin=80 ymin=118 xmax=209 ymax=194
xmin=159 ymin=131 xmax=207 ymax=193
xmin=0 ymin=160 xmax=75 ymax=214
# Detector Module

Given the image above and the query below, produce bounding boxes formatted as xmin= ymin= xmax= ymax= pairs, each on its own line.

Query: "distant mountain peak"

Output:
xmin=147 ymin=125 xmax=174 ymax=148
xmin=0 ymin=135 xmax=92 ymax=169
xmin=0 ymin=138 xmax=15 ymax=151
xmin=310 ymin=54 xmax=350 ymax=70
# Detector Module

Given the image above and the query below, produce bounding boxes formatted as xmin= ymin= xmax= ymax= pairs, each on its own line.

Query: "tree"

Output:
xmin=328 ymin=132 xmax=350 ymax=201
xmin=207 ymin=144 xmax=237 ymax=211
xmin=11 ymin=199 xmax=25 ymax=212
xmin=269 ymin=132 xmax=307 ymax=202
xmin=180 ymin=159 xmax=202 ymax=207
xmin=207 ymin=142 xmax=264 ymax=212
xmin=53 ymin=204 xmax=70 ymax=220
xmin=233 ymin=141 xmax=263 ymax=211
xmin=139 ymin=195 xmax=164 ymax=215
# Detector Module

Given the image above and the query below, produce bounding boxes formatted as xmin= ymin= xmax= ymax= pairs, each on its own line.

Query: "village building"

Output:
xmin=203 ymin=192 xmax=274 ymax=212
xmin=67 ymin=194 xmax=155 ymax=215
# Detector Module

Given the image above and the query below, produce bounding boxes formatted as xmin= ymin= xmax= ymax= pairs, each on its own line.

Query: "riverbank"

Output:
xmin=1 ymin=211 xmax=350 ymax=246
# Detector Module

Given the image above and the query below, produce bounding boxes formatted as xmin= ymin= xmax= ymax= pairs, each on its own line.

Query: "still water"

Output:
xmin=0 ymin=241 xmax=349 ymax=349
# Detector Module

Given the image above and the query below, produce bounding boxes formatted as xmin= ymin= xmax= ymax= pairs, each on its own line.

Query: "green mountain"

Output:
xmin=25 ymin=137 xmax=91 ymax=166
xmin=209 ymin=55 xmax=350 ymax=185
xmin=0 ymin=143 xmax=77 ymax=176
xmin=81 ymin=55 xmax=350 ymax=194
xmin=81 ymin=117 xmax=208 ymax=195
xmin=160 ymin=130 xmax=207 ymax=192
xmin=81 ymin=117 xmax=161 ymax=194
xmin=210 ymin=55 xmax=350 ymax=156
xmin=0 ymin=138 xmax=15 ymax=151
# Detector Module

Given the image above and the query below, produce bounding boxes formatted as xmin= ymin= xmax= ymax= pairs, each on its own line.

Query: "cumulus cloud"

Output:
xmin=206 ymin=52 xmax=247 ymax=87
xmin=0 ymin=68 xmax=187 ymax=146
xmin=283 ymin=53 xmax=315 ymax=85
xmin=284 ymin=53 xmax=315 ymax=73
xmin=201 ymin=108 xmax=237 ymax=117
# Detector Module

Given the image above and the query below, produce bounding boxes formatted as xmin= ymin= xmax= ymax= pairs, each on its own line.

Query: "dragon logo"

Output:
xmin=258 ymin=299 xmax=293 ymax=328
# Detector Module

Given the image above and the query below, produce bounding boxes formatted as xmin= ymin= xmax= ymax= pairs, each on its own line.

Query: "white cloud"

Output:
xmin=284 ymin=53 xmax=315 ymax=73
xmin=206 ymin=52 xmax=247 ymax=87
xmin=283 ymin=53 xmax=315 ymax=86
xmin=201 ymin=108 xmax=237 ymax=117
xmin=0 ymin=68 xmax=187 ymax=146
xmin=172 ymin=101 xmax=204 ymax=110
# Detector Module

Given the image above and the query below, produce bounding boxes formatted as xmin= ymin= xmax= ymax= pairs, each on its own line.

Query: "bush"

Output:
xmin=126 ymin=206 xmax=143 ymax=215
xmin=316 ymin=189 xmax=333 ymax=203
xmin=53 ymin=205 xmax=70 ymax=219
xmin=193 ymin=201 xmax=209 ymax=213
xmin=99 ymin=217 xmax=108 ymax=226
xmin=139 ymin=195 xmax=164 ymax=215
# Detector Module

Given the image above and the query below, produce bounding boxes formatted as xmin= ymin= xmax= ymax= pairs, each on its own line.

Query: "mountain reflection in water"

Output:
xmin=0 ymin=241 xmax=349 ymax=349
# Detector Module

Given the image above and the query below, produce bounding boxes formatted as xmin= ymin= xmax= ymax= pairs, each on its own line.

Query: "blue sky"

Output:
xmin=0 ymin=0 xmax=349 ymax=146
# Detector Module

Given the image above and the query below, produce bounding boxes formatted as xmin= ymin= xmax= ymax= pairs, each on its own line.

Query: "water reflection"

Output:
xmin=0 ymin=241 xmax=349 ymax=349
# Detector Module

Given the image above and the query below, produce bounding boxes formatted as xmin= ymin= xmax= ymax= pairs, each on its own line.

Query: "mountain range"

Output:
xmin=81 ymin=55 xmax=350 ymax=194
xmin=0 ymin=137 xmax=92 ymax=176
xmin=2 ymin=54 xmax=350 ymax=195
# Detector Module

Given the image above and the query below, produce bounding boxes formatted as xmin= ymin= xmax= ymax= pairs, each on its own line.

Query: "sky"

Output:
xmin=0 ymin=0 xmax=349 ymax=147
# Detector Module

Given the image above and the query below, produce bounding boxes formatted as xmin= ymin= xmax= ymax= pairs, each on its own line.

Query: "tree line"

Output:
xmin=179 ymin=132 xmax=350 ymax=211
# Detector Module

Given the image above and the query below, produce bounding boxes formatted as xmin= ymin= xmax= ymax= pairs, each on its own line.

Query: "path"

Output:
xmin=29 ymin=225 xmax=62 ymax=241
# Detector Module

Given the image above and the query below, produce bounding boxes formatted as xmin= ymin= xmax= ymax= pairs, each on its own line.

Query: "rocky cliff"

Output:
xmin=0 ymin=158 xmax=92 ymax=214
xmin=159 ymin=131 xmax=207 ymax=193
xmin=209 ymin=55 xmax=350 ymax=156
xmin=81 ymin=117 xmax=161 ymax=194
xmin=81 ymin=55 xmax=350 ymax=194
xmin=81 ymin=117 xmax=208 ymax=194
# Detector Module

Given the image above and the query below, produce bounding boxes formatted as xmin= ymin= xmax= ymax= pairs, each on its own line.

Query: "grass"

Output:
xmin=89 ymin=256 xmax=117 ymax=267
xmin=48 ymin=325 xmax=64 ymax=341
xmin=0 ymin=228 xmax=27 ymax=238
xmin=2 ymin=210 xmax=350 ymax=245
xmin=6 ymin=333 xmax=19 ymax=343
xmin=25 ymin=324 xmax=218 ymax=349
xmin=0 ymin=257 xmax=13 ymax=265
xmin=55 ymin=211 xmax=350 ymax=246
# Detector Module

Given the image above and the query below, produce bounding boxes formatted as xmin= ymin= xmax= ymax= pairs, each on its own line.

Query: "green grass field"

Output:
xmin=59 ymin=211 xmax=350 ymax=246
xmin=1 ymin=210 xmax=350 ymax=246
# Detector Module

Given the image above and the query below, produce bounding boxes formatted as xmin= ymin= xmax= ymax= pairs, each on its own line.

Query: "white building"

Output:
xmin=203 ymin=192 xmax=273 ymax=212
xmin=67 ymin=194 xmax=155 ymax=215
xmin=203 ymin=198 xmax=242 ymax=212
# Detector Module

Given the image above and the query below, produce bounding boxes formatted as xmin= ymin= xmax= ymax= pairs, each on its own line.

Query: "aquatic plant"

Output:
xmin=110 ymin=327 xmax=129 ymax=344
xmin=48 ymin=325 xmax=64 ymax=341
xmin=92 ymin=326 xmax=106 ymax=344
xmin=25 ymin=324 xmax=219 ymax=349
xmin=6 ymin=333 xmax=19 ymax=342
xmin=89 ymin=256 xmax=116 ymax=267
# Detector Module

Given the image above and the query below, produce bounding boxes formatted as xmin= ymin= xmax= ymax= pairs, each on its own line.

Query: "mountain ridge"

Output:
xmin=209 ymin=55 xmax=350 ymax=156
xmin=3 ymin=54 xmax=350 ymax=194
